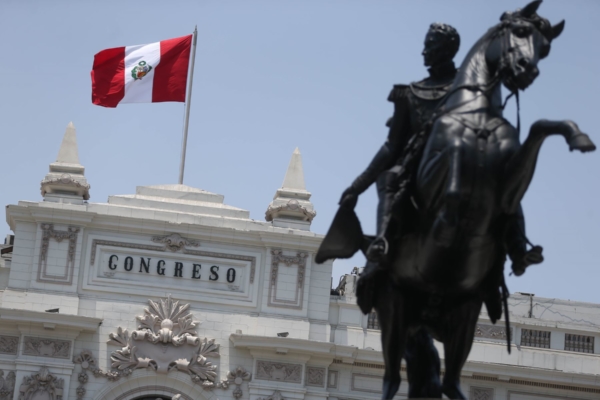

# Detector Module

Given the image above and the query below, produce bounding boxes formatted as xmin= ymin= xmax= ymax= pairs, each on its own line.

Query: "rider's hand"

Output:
xmin=339 ymin=186 xmax=359 ymax=209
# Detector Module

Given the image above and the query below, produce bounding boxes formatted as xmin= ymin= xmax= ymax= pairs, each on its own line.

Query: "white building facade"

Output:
xmin=0 ymin=123 xmax=599 ymax=400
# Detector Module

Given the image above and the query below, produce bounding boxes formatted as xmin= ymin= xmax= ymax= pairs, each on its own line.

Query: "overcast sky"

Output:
xmin=1 ymin=0 xmax=598 ymax=302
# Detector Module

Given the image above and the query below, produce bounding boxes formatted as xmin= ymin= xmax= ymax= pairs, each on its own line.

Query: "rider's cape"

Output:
xmin=315 ymin=206 xmax=371 ymax=264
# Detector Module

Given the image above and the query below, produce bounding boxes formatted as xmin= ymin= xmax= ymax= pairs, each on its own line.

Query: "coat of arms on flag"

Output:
xmin=131 ymin=61 xmax=152 ymax=80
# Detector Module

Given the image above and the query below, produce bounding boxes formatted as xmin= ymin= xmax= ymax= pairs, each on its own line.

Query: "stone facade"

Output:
xmin=0 ymin=125 xmax=599 ymax=399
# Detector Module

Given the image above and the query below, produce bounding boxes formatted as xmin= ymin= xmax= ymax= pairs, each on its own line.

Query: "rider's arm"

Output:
xmin=347 ymin=85 xmax=411 ymax=195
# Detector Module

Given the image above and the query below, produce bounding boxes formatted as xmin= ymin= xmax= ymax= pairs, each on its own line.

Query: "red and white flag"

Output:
xmin=91 ymin=34 xmax=192 ymax=108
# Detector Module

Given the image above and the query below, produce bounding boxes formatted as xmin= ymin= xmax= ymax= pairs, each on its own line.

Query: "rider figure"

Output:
xmin=339 ymin=23 xmax=542 ymax=281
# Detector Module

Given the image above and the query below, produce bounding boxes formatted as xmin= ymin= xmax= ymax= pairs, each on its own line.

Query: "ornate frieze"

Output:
xmin=37 ymin=223 xmax=80 ymax=285
xmin=0 ymin=370 xmax=16 ymax=400
xmin=470 ymin=386 xmax=494 ymax=400
xmin=255 ymin=360 xmax=302 ymax=383
xmin=474 ymin=324 xmax=512 ymax=341
xmin=306 ymin=366 xmax=326 ymax=387
xmin=0 ymin=336 xmax=19 ymax=355
xmin=19 ymin=366 xmax=64 ymax=400
xmin=23 ymin=337 xmax=71 ymax=359
xmin=151 ymin=233 xmax=200 ymax=252
xmin=268 ymin=249 xmax=308 ymax=309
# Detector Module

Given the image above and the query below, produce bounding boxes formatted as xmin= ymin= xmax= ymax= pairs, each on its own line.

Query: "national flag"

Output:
xmin=91 ymin=34 xmax=192 ymax=108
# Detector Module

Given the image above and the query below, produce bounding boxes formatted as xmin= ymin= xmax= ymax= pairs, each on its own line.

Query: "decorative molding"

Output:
xmin=152 ymin=233 xmax=200 ymax=252
xmin=90 ymin=239 xmax=257 ymax=283
xmin=23 ymin=336 xmax=71 ymax=359
xmin=267 ymin=249 xmax=308 ymax=309
xmin=226 ymin=366 xmax=252 ymax=399
xmin=75 ymin=295 xmax=231 ymax=390
xmin=351 ymin=373 xmax=383 ymax=394
xmin=0 ymin=336 xmax=19 ymax=355
xmin=470 ymin=386 xmax=494 ymax=400
xmin=474 ymin=324 xmax=512 ymax=341
xmin=257 ymin=390 xmax=285 ymax=400
xmin=0 ymin=370 xmax=16 ymax=400
xmin=255 ymin=360 xmax=302 ymax=383
xmin=37 ymin=223 xmax=79 ymax=285
xmin=19 ymin=366 xmax=64 ymax=400
xmin=306 ymin=366 xmax=325 ymax=387
xmin=40 ymin=175 xmax=91 ymax=200
xmin=265 ymin=200 xmax=316 ymax=222
xmin=327 ymin=370 xmax=338 ymax=389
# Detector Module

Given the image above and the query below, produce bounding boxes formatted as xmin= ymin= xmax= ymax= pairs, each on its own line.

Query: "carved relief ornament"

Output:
xmin=0 ymin=370 xmax=16 ymax=400
xmin=0 ymin=336 xmax=18 ymax=355
xmin=75 ymin=295 xmax=231 ymax=390
xmin=23 ymin=336 xmax=71 ymax=359
xmin=151 ymin=233 xmax=200 ymax=252
xmin=255 ymin=360 xmax=302 ymax=383
xmin=306 ymin=366 xmax=326 ymax=387
xmin=19 ymin=366 xmax=64 ymax=400
xmin=258 ymin=391 xmax=285 ymax=400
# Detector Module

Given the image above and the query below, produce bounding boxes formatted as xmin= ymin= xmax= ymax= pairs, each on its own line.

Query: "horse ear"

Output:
xmin=521 ymin=0 xmax=542 ymax=18
xmin=551 ymin=20 xmax=565 ymax=40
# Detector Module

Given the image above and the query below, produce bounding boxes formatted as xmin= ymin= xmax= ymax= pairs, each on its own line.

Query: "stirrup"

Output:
xmin=366 ymin=236 xmax=389 ymax=262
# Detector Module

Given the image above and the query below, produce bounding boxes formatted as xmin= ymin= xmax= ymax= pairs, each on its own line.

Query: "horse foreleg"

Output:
xmin=502 ymin=119 xmax=595 ymax=214
xmin=375 ymin=283 xmax=408 ymax=400
xmin=441 ymin=298 xmax=482 ymax=399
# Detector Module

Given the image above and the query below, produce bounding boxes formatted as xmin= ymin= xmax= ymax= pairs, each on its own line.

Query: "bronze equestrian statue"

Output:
xmin=316 ymin=1 xmax=595 ymax=399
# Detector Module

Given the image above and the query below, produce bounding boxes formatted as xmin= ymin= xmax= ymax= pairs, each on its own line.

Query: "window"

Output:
xmin=565 ymin=334 xmax=594 ymax=353
xmin=520 ymin=329 xmax=551 ymax=348
xmin=367 ymin=311 xmax=380 ymax=330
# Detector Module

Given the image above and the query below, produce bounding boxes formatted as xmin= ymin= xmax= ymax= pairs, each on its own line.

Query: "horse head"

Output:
xmin=487 ymin=0 xmax=565 ymax=92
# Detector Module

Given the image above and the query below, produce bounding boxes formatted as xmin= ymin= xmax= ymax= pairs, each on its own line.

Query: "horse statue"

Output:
xmin=316 ymin=1 xmax=595 ymax=399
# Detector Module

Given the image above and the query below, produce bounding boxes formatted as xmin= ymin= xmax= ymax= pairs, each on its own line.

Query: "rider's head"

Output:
xmin=422 ymin=23 xmax=460 ymax=67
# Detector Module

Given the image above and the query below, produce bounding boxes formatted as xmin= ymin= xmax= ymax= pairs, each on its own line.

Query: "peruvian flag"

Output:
xmin=91 ymin=34 xmax=192 ymax=108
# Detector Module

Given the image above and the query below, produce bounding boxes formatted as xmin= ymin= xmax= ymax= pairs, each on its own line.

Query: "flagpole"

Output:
xmin=178 ymin=26 xmax=198 ymax=184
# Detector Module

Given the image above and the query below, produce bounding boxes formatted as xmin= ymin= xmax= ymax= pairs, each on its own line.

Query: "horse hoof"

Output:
xmin=569 ymin=134 xmax=596 ymax=153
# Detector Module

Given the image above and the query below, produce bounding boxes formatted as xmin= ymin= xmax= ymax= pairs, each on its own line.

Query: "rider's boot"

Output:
xmin=505 ymin=207 xmax=544 ymax=276
xmin=366 ymin=168 xmax=404 ymax=262
xmin=356 ymin=260 xmax=385 ymax=314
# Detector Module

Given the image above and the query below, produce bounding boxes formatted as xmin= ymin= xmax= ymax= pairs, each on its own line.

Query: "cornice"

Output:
xmin=0 ymin=308 xmax=102 ymax=332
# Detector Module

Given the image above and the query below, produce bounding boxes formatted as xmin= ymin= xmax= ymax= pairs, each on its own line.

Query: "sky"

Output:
xmin=0 ymin=1 xmax=598 ymax=302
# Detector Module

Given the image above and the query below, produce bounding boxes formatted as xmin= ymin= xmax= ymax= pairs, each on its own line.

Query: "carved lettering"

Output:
xmin=124 ymin=256 xmax=133 ymax=271
xmin=157 ymin=260 xmax=166 ymax=275
xmin=108 ymin=255 xmax=118 ymax=270
xmin=174 ymin=262 xmax=184 ymax=277
xmin=192 ymin=264 xmax=201 ymax=279
xmin=139 ymin=257 xmax=151 ymax=273
xmin=210 ymin=266 xmax=219 ymax=281
xmin=227 ymin=268 xmax=236 ymax=283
